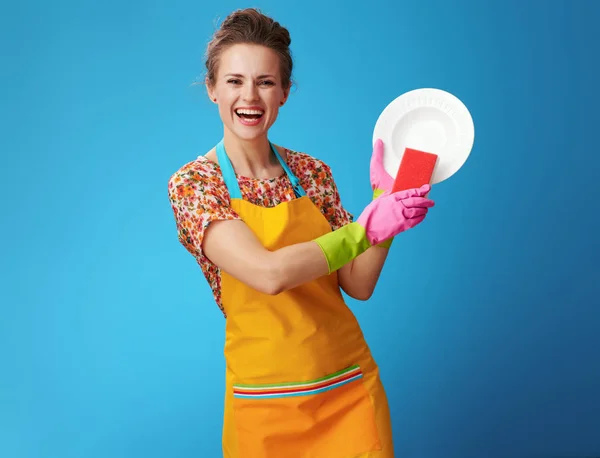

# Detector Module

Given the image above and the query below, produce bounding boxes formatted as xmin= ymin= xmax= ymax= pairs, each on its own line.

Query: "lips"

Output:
xmin=235 ymin=107 xmax=264 ymax=126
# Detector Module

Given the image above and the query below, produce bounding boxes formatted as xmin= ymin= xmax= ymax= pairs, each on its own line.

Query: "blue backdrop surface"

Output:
xmin=1 ymin=1 xmax=599 ymax=457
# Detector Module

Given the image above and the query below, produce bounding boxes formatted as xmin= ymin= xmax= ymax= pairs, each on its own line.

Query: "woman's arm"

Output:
xmin=338 ymin=246 xmax=390 ymax=301
xmin=198 ymin=189 xmax=431 ymax=298
xmin=203 ymin=219 xmax=330 ymax=295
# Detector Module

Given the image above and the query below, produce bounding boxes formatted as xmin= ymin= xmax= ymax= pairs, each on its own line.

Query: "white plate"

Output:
xmin=372 ymin=88 xmax=475 ymax=184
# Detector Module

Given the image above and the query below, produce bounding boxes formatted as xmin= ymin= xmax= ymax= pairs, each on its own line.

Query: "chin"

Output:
xmin=229 ymin=120 xmax=274 ymax=141
xmin=232 ymin=128 xmax=267 ymax=142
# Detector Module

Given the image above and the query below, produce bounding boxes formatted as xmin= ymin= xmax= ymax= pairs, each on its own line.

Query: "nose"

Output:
xmin=242 ymin=82 xmax=259 ymax=102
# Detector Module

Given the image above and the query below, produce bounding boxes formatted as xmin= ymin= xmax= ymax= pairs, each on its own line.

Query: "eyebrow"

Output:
xmin=224 ymin=73 xmax=276 ymax=79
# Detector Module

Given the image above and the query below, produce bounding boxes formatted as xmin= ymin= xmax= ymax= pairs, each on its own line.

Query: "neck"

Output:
xmin=222 ymin=130 xmax=280 ymax=178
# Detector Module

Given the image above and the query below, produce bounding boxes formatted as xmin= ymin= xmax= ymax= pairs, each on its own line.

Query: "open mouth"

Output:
xmin=235 ymin=108 xmax=264 ymax=122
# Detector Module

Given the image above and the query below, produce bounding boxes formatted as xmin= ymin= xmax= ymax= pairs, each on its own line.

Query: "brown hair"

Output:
xmin=204 ymin=8 xmax=294 ymax=89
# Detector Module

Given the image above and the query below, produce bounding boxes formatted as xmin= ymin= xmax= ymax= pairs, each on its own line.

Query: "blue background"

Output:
xmin=2 ymin=0 xmax=599 ymax=457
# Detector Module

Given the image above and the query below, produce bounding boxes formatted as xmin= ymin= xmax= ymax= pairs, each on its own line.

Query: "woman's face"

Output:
xmin=208 ymin=43 xmax=289 ymax=142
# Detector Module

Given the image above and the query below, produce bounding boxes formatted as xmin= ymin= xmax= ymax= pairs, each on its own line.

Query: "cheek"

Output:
xmin=216 ymin=92 xmax=235 ymax=114
xmin=265 ymin=92 xmax=283 ymax=109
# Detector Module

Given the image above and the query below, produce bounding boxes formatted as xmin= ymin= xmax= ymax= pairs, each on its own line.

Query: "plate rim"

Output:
xmin=372 ymin=87 xmax=475 ymax=184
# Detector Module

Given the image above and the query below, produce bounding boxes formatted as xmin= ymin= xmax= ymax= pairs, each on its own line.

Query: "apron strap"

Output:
xmin=216 ymin=139 xmax=306 ymax=199
xmin=216 ymin=140 xmax=242 ymax=199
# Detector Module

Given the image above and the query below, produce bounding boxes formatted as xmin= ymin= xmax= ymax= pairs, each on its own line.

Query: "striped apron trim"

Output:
xmin=233 ymin=365 xmax=363 ymax=399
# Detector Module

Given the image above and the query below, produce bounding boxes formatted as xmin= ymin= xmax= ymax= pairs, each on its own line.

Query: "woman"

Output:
xmin=168 ymin=8 xmax=434 ymax=458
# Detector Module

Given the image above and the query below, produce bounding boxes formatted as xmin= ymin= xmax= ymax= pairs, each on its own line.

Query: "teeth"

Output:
xmin=236 ymin=109 xmax=264 ymax=115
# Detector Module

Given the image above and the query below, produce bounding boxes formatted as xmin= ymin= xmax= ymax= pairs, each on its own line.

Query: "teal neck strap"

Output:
xmin=216 ymin=140 xmax=306 ymax=199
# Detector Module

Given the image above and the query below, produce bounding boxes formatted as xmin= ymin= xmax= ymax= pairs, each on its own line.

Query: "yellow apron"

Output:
xmin=216 ymin=140 xmax=394 ymax=458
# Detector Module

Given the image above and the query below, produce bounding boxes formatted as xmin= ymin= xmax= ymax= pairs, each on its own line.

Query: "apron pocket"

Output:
xmin=232 ymin=364 xmax=381 ymax=458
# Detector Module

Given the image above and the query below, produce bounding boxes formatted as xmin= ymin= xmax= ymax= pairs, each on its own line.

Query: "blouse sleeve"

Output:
xmin=320 ymin=163 xmax=354 ymax=231
xmin=167 ymin=160 xmax=240 ymax=259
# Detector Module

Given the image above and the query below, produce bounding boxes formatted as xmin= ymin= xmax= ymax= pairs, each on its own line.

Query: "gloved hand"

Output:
xmin=370 ymin=139 xmax=396 ymax=248
xmin=370 ymin=139 xmax=394 ymax=200
xmin=314 ymin=184 xmax=434 ymax=273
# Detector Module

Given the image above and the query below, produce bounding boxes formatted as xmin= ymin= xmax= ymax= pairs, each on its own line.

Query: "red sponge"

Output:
xmin=392 ymin=148 xmax=438 ymax=192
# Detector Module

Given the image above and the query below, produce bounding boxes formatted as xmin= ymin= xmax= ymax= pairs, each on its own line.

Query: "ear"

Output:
xmin=206 ymin=79 xmax=217 ymax=103
xmin=280 ymin=85 xmax=290 ymax=106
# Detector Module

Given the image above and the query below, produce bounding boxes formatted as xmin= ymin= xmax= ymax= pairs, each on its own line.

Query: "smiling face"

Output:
xmin=207 ymin=43 xmax=290 ymax=143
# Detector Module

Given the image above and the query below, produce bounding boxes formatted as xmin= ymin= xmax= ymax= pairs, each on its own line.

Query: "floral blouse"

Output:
xmin=167 ymin=148 xmax=354 ymax=316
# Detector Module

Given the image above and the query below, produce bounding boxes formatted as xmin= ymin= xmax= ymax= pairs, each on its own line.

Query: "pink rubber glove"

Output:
xmin=370 ymin=139 xmax=394 ymax=198
xmin=357 ymin=184 xmax=434 ymax=245
xmin=369 ymin=139 xmax=399 ymax=247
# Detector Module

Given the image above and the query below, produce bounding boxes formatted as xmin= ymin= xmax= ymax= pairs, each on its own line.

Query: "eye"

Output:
xmin=259 ymin=80 xmax=275 ymax=86
xmin=227 ymin=79 xmax=242 ymax=85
